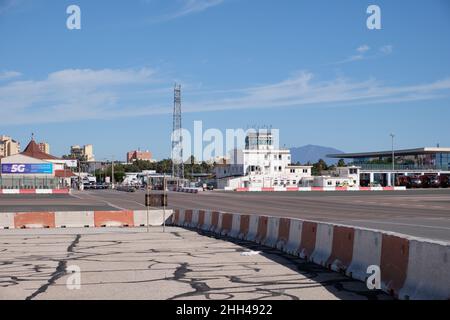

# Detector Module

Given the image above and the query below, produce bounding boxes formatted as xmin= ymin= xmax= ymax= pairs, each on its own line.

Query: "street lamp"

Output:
xmin=390 ymin=133 xmax=395 ymax=186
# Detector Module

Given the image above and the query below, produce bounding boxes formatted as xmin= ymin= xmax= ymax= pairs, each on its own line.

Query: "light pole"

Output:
xmin=390 ymin=133 xmax=395 ymax=186
xmin=111 ymin=155 xmax=115 ymax=189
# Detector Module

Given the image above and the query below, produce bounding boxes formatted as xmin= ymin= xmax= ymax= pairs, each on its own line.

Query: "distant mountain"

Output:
xmin=290 ymin=145 xmax=345 ymax=165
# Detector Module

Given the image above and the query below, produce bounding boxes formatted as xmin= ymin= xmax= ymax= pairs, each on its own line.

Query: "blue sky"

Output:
xmin=1 ymin=0 xmax=450 ymax=161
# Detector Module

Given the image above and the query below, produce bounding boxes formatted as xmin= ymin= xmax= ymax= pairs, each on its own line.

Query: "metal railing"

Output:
xmin=356 ymin=163 xmax=449 ymax=171
xmin=0 ymin=177 xmax=61 ymax=189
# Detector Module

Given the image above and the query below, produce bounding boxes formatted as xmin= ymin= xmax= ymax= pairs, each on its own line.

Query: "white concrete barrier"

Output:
xmin=346 ymin=228 xmax=382 ymax=282
xmin=178 ymin=209 xmax=186 ymax=227
xmin=399 ymin=239 xmax=450 ymax=300
xmin=229 ymin=214 xmax=241 ymax=238
xmin=200 ymin=210 xmax=212 ymax=231
xmin=0 ymin=213 xmax=15 ymax=229
xmin=310 ymin=224 xmax=333 ymax=267
xmin=245 ymin=215 xmax=260 ymax=242
xmin=284 ymin=219 xmax=303 ymax=255
xmin=170 ymin=209 xmax=450 ymax=300
xmin=1 ymin=189 xmax=19 ymax=194
xmin=55 ymin=211 xmax=94 ymax=228
xmin=133 ymin=210 xmax=173 ymax=227
xmin=191 ymin=210 xmax=200 ymax=228
xmin=264 ymin=217 xmax=280 ymax=248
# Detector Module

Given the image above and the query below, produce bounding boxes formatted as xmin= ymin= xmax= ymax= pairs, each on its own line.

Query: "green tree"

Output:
xmin=337 ymin=159 xmax=346 ymax=167
xmin=312 ymin=159 xmax=328 ymax=176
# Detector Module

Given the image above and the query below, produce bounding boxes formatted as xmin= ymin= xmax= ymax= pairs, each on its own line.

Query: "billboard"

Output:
xmin=62 ymin=160 xmax=78 ymax=168
xmin=1 ymin=163 xmax=53 ymax=174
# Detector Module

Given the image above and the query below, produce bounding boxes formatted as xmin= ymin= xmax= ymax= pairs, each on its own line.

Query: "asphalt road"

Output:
xmin=1 ymin=189 xmax=449 ymax=241
xmin=0 ymin=227 xmax=389 ymax=300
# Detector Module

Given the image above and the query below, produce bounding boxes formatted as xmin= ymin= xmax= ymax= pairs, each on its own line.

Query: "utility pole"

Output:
xmin=390 ymin=133 xmax=395 ymax=186
xmin=111 ymin=155 xmax=115 ymax=189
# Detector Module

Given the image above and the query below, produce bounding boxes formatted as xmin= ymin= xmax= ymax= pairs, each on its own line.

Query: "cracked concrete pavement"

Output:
xmin=0 ymin=227 xmax=391 ymax=300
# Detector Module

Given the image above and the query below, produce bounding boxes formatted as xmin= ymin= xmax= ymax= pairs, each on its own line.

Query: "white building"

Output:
xmin=215 ymin=131 xmax=313 ymax=189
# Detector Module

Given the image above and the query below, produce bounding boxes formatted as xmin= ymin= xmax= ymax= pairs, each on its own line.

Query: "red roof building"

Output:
xmin=21 ymin=139 xmax=59 ymax=160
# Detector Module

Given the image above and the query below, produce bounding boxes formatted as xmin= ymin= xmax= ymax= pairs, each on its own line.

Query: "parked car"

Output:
xmin=397 ymin=176 xmax=411 ymax=188
xmin=410 ymin=176 xmax=423 ymax=188
xmin=440 ymin=175 xmax=449 ymax=188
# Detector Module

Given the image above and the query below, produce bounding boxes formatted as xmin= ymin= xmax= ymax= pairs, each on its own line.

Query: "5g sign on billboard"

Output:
xmin=1 ymin=163 xmax=53 ymax=174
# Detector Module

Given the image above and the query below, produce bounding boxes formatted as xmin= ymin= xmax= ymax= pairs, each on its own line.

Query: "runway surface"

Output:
xmin=1 ymin=189 xmax=449 ymax=241
xmin=0 ymin=227 xmax=389 ymax=300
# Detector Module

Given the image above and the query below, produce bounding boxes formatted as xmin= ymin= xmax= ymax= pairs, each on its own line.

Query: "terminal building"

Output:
xmin=0 ymin=138 xmax=75 ymax=190
xmin=328 ymin=147 xmax=450 ymax=187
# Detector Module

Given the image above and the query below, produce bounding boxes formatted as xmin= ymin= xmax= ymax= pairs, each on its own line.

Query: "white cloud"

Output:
xmin=0 ymin=71 xmax=21 ymax=80
xmin=357 ymin=45 xmax=370 ymax=53
xmin=1 ymin=68 xmax=449 ymax=125
xmin=152 ymin=0 xmax=225 ymax=22
xmin=334 ymin=45 xmax=393 ymax=65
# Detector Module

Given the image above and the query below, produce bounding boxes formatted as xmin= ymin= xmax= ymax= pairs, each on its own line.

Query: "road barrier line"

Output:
xmin=1 ymin=210 xmax=172 ymax=229
xmin=234 ymin=186 xmax=407 ymax=192
xmin=170 ymin=209 xmax=450 ymax=299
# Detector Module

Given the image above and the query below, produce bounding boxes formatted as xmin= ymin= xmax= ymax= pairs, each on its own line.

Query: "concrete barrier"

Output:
xmin=346 ymin=228 xmax=382 ymax=282
xmin=229 ymin=214 xmax=241 ymax=238
xmin=264 ymin=217 xmax=280 ymax=248
xmin=94 ymin=211 xmax=134 ymax=227
xmin=0 ymin=189 xmax=70 ymax=195
xmin=191 ymin=210 xmax=200 ymax=228
xmin=220 ymin=213 xmax=233 ymax=236
xmin=56 ymin=211 xmax=94 ymax=228
xmin=284 ymin=219 xmax=303 ymax=255
xmin=14 ymin=212 xmax=55 ymax=229
xmin=238 ymin=214 xmax=250 ymax=239
xmin=0 ymin=212 xmax=15 ymax=229
xmin=183 ymin=209 xmax=193 ymax=228
xmin=327 ymin=226 xmax=355 ymax=272
xmin=399 ymin=239 xmax=450 ymax=300
xmin=299 ymin=221 xmax=317 ymax=259
xmin=234 ymin=186 xmax=407 ymax=192
xmin=276 ymin=218 xmax=291 ymax=250
xmin=133 ymin=210 xmax=173 ymax=227
xmin=201 ymin=210 xmax=212 ymax=231
xmin=310 ymin=224 xmax=333 ymax=267
xmin=170 ymin=209 xmax=450 ymax=300
xmin=245 ymin=215 xmax=260 ymax=242
xmin=380 ymin=234 xmax=409 ymax=295
xmin=0 ymin=210 xmax=172 ymax=229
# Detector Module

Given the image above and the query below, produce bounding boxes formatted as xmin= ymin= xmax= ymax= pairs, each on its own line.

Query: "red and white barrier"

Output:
xmin=0 ymin=209 xmax=172 ymax=229
xmin=171 ymin=208 xmax=450 ymax=300
xmin=235 ymin=186 xmax=407 ymax=192
xmin=0 ymin=189 xmax=71 ymax=195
